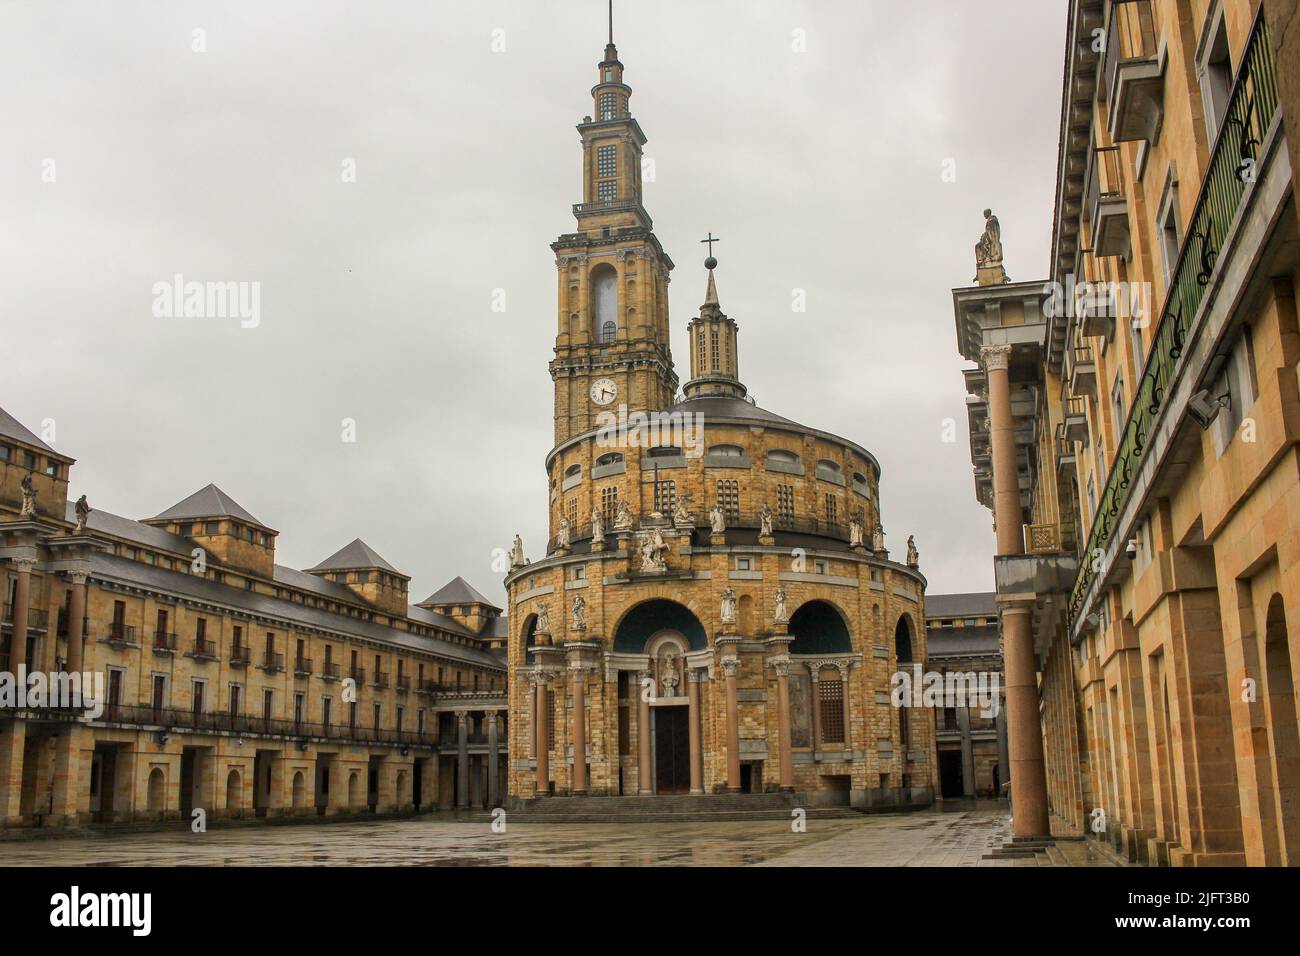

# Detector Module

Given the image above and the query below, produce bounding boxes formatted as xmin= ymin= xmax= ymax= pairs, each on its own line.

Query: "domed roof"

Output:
xmin=665 ymin=394 xmax=802 ymax=428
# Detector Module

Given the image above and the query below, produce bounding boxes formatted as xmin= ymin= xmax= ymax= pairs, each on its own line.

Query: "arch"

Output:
xmin=766 ymin=449 xmax=800 ymax=466
xmin=520 ymin=613 xmax=538 ymax=664
xmin=788 ymin=600 xmax=852 ymax=654
xmin=591 ymin=264 xmax=618 ymax=338
xmin=815 ymin=459 xmax=843 ymax=481
xmin=595 ymin=451 xmax=624 ymax=467
xmin=396 ymin=771 xmax=409 ymax=806
xmin=146 ymin=767 xmax=165 ymax=813
xmin=613 ymin=599 xmax=707 ymax=652
xmin=347 ymin=771 xmax=361 ymax=808
xmin=599 ymin=319 xmax=617 ymax=343
xmin=895 ymin=614 xmax=914 ymax=663
xmin=708 ymin=444 xmax=744 ymax=457
xmin=291 ymin=770 xmax=306 ymax=809
xmin=1262 ymin=593 xmax=1300 ymax=860
xmin=225 ymin=769 xmax=242 ymax=812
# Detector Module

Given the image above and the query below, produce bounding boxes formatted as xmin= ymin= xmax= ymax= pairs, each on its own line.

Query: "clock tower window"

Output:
xmin=599 ymin=320 xmax=617 ymax=343
xmin=592 ymin=264 xmax=618 ymax=337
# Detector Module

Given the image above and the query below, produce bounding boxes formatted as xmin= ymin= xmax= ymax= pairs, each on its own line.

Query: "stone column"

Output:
xmin=722 ymin=657 xmax=741 ymax=792
xmin=0 ymin=721 xmax=28 ymax=825
xmin=9 ymin=558 xmax=35 ymax=673
xmin=774 ymin=659 xmax=795 ymax=791
xmin=687 ymin=668 xmax=704 ymax=795
xmin=957 ymin=705 xmax=976 ymax=798
xmin=837 ymin=662 xmax=852 ymax=753
xmin=534 ymin=674 xmax=550 ymax=796
xmin=570 ymin=665 xmax=587 ymax=795
xmin=982 ymin=343 xmax=1049 ymax=838
xmin=65 ymin=570 xmax=88 ymax=674
xmin=809 ymin=665 xmax=822 ymax=762
xmin=637 ymin=669 xmax=653 ymax=794
xmin=487 ymin=711 xmax=499 ymax=806
xmin=455 ymin=710 xmax=469 ymax=808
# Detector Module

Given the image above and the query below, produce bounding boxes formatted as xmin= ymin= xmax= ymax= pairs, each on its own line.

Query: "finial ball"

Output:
xmin=704 ymin=256 xmax=717 ymax=270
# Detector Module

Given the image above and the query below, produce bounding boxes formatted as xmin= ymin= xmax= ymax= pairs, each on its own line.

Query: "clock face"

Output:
xmin=590 ymin=378 xmax=618 ymax=406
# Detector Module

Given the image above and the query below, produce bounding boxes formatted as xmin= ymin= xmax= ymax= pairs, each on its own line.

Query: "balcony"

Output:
xmin=1069 ymin=344 xmax=1097 ymax=397
xmin=230 ymin=645 xmax=251 ymax=668
xmin=1056 ymin=432 xmax=1077 ymax=478
xmin=152 ymin=631 xmax=178 ymax=655
xmin=321 ymin=661 xmax=341 ymax=681
xmin=1088 ymin=145 xmax=1129 ymax=258
xmin=371 ymin=671 xmax=390 ymax=690
xmin=1105 ymin=0 xmax=1163 ymax=143
xmin=186 ymin=636 xmax=219 ymax=662
xmin=1071 ymin=12 xmax=1280 ymax=623
xmin=1063 ymin=396 xmax=1089 ymax=444
xmin=294 ymin=657 xmax=313 ymax=677
xmin=259 ymin=651 xmax=285 ymax=673
xmin=396 ymin=675 xmax=411 ymax=693
xmin=349 ymin=667 xmax=366 ymax=685
xmin=4 ymin=606 xmax=50 ymax=631
xmin=100 ymin=623 xmax=137 ymax=647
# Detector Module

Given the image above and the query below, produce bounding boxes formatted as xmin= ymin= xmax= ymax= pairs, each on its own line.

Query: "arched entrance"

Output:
xmin=347 ymin=771 xmax=360 ymax=808
xmin=146 ymin=767 xmax=165 ymax=814
xmin=225 ymin=769 xmax=241 ymax=814
xmin=291 ymin=771 xmax=306 ymax=809
xmin=789 ymin=600 xmax=852 ymax=654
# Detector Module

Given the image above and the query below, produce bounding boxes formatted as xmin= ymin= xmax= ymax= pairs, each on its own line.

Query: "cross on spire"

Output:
xmin=700 ymin=232 xmax=720 ymax=259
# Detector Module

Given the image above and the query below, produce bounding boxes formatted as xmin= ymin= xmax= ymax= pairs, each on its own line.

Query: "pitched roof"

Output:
xmin=65 ymin=502 xmax=208 ymax=558
xmin=307 ymin=538 xmax=404 ymax=576
xmin=150 ymin=483 xmax=270 ymax=529
xmin=925 ymin=591 xmax=998 ymax=619
xmin=0 ymin=405 xmax=58 ymax=455
xmin=419 ymin=576 xmax=501 ymax=611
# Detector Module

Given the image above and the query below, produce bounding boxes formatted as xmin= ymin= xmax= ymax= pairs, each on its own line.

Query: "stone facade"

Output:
xmin=953 ymin=0 xmax=1300 ymax=865
xmin=505 ymin=32 xmax=935 ymax=810
xmin=0 ymin=414 xmax=508 ymax=829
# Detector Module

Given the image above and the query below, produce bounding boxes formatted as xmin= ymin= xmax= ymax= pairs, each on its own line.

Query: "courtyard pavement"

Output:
xmin=0 ymin=805 xmax=1112 ymax=866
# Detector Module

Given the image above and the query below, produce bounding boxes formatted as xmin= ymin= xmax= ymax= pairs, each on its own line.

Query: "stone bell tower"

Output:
xmin=549 ymin=11 xmax=677 ymax=446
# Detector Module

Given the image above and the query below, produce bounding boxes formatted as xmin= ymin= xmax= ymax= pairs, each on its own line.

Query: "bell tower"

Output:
xmin=550 ymin=7 xmax=677 ymax=445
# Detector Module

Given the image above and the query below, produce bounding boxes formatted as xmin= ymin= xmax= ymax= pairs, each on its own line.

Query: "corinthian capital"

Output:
xmin=980 ymin=344 xmax=1012 ymax=371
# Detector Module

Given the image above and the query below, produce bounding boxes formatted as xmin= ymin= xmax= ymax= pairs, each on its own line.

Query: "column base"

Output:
xmin=638 ymin=789 xmax=653 ymax=796
xmin=689 ymin=788 xmax=704 ymax=795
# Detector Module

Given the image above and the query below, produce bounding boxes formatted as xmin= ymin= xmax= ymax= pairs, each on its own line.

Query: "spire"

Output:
xmin=603 ymin=0 xmax=619 ymax=64
xmin=683 ymin=238 xmax=746 ymax=400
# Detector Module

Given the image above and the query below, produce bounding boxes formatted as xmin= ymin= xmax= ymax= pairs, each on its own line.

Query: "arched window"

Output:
xmin=895 ymin=616 xmax=914 ymax=753
xmin=815 ymin=459 xmax=843 ymax=481
xmin=599 ymin=320 xmax=617 ymax=343
xmin=708 ymin=444 xmax=743 ymax=457
xmin=595 ymin=452 xmax=623 ymax=467
xmin=592 ymin=265 xmax=617 ymax=338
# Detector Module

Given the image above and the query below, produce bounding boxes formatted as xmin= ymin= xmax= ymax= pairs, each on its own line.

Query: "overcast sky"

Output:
xmin=1 ymin=0 xmax=1065 ymax=607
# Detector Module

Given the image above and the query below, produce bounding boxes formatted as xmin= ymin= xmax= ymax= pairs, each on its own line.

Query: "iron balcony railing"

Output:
xmin=230 ymin=645 xmax=251 ymax=666
xmin=102 ymin=622 xmax=135 ymax=644
xmin=4 ymin=607 xmax=51 ymax=629
xmin=152 ymin=631 xmax=177 ymax=651
xmin=189 ymin=636 xmax=218 ymax=659
xmin=321 ymin=661 xmax=341 ymax=679
xmin=1070 ymin=12 xmax=1279 ymax=623
xmin=372 ymin=671 xmax=390 ymax=690
xmin=262 ymin=651 xmax=285 ymax=672
xmin=294 ymin=657 xmax=313 ymax=676
xmin=89 ymin=703 xmax=439 ymax=747
xmin=396 ymin=674 xmax=411 ymax=692
xmin=349 ymin=666 xmax=366 ymax=684
xmin=1102 ymin=0 xmax=1157 ymax=101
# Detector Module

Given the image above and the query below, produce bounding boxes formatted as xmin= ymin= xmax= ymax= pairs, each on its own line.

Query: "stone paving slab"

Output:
xmin=0 ymin=806 xmax=1104 ymax=867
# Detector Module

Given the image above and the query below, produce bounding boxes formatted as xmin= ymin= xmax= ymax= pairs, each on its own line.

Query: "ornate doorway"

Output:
xmin=654 ymin=706 xmax=691 ymax=794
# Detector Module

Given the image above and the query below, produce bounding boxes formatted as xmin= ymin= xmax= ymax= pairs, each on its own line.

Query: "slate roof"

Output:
xmin=0 ymin=406 xmax=60 ymax=455
xmin=65 ymin=502 xmax=206 ymax=558
xmin=307 ymin=538 xmax=404 ymax=576
xmin=89 ymin=552 xmax=502 ymax=668
xmin=925 ymin=591 xmax=998 ymax=619
xmin=151 ymin=483 xmax=271 ymax=530
xmin=420 ymin=576 xmax=502 ymax=611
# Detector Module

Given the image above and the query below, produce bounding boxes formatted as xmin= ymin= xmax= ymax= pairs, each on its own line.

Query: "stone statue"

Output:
xmin=570 ymin=594 xmax=587 ymax=631
xmin=556 ymin=515 xmax=572 ymax=550
xmin=639 ymin=527 xmax=668 ymax=572
xmin=510 ymin=534 xmax=525 ymax=568
xmin=659 ymin=650 xmax=680 ymax=696
xmin=773 ymin=588 xmax=789 ymax=625
xmin=975 ymin=208 xmax=1003 ymax=267
xmin=759 ymin=502 xmax=773 ymax=537
xmin=613 ymin=499 xmax=634 ymax=532
xmin=590 ymin=506 xmax=605 ymax=547
xmin=720 ymin=586 xmax=737 ymax=625
xmin=871 ymin=522 xmax=886 ymax=554
xmin=673 ymin=494 xmax=694 ymax=528
xmin=849 ymin=510 xmax=865 ymax=548
xmin=906 ymin=535 xmax=920 ymax=568
xmin=535 ymin=602 xmax=551 ymax=634
xmin=74 ymin=494 xmax=91 ymax=533
xmin=709 ymin=502 xmax=726 ymax=535
xmin=19 ymin=475 xmax=36 ymax=518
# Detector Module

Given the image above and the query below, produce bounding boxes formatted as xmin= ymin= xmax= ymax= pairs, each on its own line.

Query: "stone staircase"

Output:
xmin=506 ymin=792 xmax=864 ymax=824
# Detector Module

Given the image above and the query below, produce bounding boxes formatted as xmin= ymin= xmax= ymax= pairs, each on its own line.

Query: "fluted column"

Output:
xmin=65 ymin=570 xmax=88 ymax=673
xmin=637 ymin=669 xmax=653 ymax=794
xmin=8 ymin=558 xmax=35 ymax=673
xmin=774 ymin=658 xmax=795 ymax=791
xmin=534 ymin=673 xmax=550 ymax=796
xmin=722 ymin=657 xmax=741 ymax=792
xmin=982 ymin=343 xmax=1049 ymax=838
xmin=687 ymin=668 xmax=704 ymax=794
xmin=570 ymin=664 xmax=588 ymax=795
